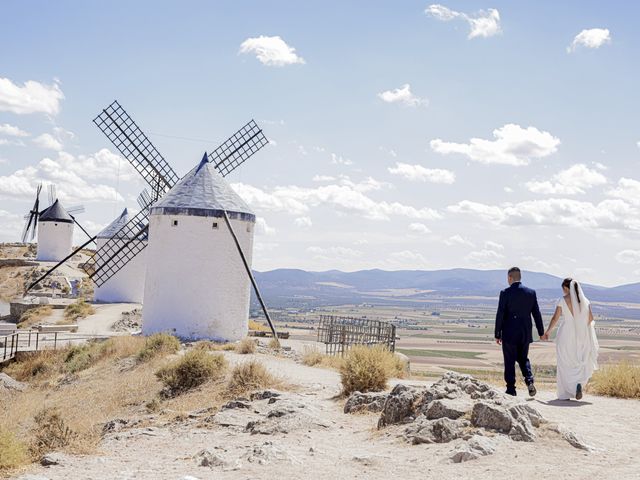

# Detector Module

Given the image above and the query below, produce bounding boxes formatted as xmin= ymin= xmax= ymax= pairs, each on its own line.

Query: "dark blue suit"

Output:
xmin=495 ymin=282 xmax=545 ymax=392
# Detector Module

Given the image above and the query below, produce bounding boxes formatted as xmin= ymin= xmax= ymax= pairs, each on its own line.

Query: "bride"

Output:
xmin=542 ymin=278 xmax=599 ymax=400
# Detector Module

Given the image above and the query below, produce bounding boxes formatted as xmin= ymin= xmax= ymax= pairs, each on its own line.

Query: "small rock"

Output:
xmin=450 ymin=435 xmax=497 ymax=463
xmin=102 ymin=418 xmax=129 ymax=435
xmin=344 ymin=391 xmax=388 ymax=414
xmin=423 ymin=398 xmax=471 ymax=420
xmin=471 ymin=402 xmax=513 ymax=433
xmin=509 ymin=404 xmax=545 ymax=428
xmin=0 ymin=372 xmax=27 ymax=391
xmin=508 ymin=417 xmax=536 ymax=442
xmin=194 ymin=449 xmax=228 ymax=468
xmin=222 ymin=400 xmax=251 ymax=410
xmin=250 ymin=390 xmax=281 ymax=401
xmin=40 ymin=452 xmax=67 ymax=466
xmin=550 ymin=425 xmax=594 ymax=451
xmin=404 ymin=416 xmax=466 ymax=445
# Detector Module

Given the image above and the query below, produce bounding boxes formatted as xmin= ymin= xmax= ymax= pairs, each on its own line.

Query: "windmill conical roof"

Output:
xmin=150 ymin=154 xmax=255 ymax=221
xmin=96 ymin=208 xmax=141 ymax=239
xmin=39 ymin=199 xmax=73 ymax=223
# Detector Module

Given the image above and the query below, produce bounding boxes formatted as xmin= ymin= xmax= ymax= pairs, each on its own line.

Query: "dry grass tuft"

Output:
xmin=155 ymin=350 xmax=227 ymax=396
xmin=590 ymin=362 xmax=640 ymax=399
xmin=193 ymin=340 xmax=236 ymax=352
xmin=248 ymin=319 xmax=269 ymax=332
xmin=339 ymin=345 xmax=396 ymax=395
xmin=17 ymin=306 xmax=52 ymax=329
xmin=268 ymin=338 xmax=281 ymax=350
xmin=0 ymin=427 xmax=28 ymax=472
xmin=4 ymin=350 xmax=66 ymax=382
xmin=302 ymin=346 xmax=324 ymax=366
xmin=30 ymin=408 xmax=78 ymax=458
xmin=63 ymin=300 xmax=95 ymax=322
xmin=236 ymin=337 xmax=257 ymax=354
xmin=226 ymin=360 xmax=275 ymax=396
xmin=137 ymin=333 xmax=181 ymax=361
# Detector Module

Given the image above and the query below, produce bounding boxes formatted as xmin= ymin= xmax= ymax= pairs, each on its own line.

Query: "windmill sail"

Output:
xmin=21 ymin=184 xmax=42 ymax=242
xmin=207 ymin=120 xmax=268 ymax=177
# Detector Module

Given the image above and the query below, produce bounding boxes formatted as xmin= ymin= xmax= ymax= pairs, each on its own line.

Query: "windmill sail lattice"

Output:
xmin=84 ymin=101 xmax=269 ymax=288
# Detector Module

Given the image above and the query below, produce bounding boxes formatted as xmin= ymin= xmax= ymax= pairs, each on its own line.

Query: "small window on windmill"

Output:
xmin=212 ymin=222 xmax=218 ymax=230
xmin=172 ymin=219 xmax=178 ymax=227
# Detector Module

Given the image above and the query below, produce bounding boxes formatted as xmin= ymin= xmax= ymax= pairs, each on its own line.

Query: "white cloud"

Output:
xmin=465 ymin=241 xmax=505 ymax=267
xmin=444 ymin=234 xmax=474 ymax=247
xmin=408 ymin=223 xmax=431 ymax=234
xmin=232 ymin=182 xmax=441 ymax=222
xmin=33 ymin=133 xmax=63 ymax=151
xmin=0 ymin=149 xmax=134 ymax=203
xmin=0 ymin=123 xmax=29 ymax=137
xmin=430 ymin=124 xmax=560 ymax=166
xmin=378 ymin=84 xmax=428 ymax=107
xmin=294 ymin=216 xmax=312 ymax=228
xmin=255 ymin=217 xmax=276 ymax=236
xmin=307 ymin=246 xmax=363 ymax=260
xmin=607 ymin=178 xmax=640 ymax=206
xmin=448 ymin=198 xmax=640 ymax=231
xmin=615 ymin=250 xmax=640 ymax=265
xmin=567 ymin=28 xmax=611 ymax=53
xmin=0 ymin=77 xmax=64 ymax=115
xmin=331 ymin=153 xmax=353 ymax=166
xmin=425 ymin=4 xmax=501 ymax=39
xmin=526 ymin=164 xmax=607 ymax=195
xmin=312 ymin=175 xmax=336 ymax=182
xmin=386 ymin=250 xmax=429 ymax=267
xmin=0 ymin=209 xmax=23 ymax=240
xmin=239 ymin=35 xmax=305 ymax=66
xmin=388 ymin=162 xmax=455 ymax=184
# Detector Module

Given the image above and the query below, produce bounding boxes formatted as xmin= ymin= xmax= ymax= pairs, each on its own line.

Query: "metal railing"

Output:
xmin=317 ymin=315 xmax=396 ymax=356
xmin=1 ymin=330 xmax=109 ymax=363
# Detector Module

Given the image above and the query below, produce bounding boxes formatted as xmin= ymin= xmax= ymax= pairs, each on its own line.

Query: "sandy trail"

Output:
xmin=11 ymin=345 xmax=639 ymax=480
xmin=76 ymin=303 xmax=140 ymax=336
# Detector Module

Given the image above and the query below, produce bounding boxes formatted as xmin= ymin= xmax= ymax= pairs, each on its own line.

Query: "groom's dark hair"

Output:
xmin=508 ymin=267 xmax=521 ymax=281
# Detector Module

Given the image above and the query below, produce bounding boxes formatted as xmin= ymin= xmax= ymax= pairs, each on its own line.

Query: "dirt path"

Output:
xmin=11 ymin=345 xmax=639 ymax=480
xmin=76 ymin=303 xmax=141 ymax=335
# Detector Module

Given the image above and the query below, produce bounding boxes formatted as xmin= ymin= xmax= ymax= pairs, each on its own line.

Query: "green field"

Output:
xmin=398 ymin=348 xmax=484 ymax=359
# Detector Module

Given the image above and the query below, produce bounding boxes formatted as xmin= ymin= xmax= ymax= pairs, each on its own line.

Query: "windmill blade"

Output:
xmin=83 ymin=210 xmax=149 ymax=287
xmin=70 ymin=215 xmax=93 ymax=241
xmin=48 ymin=184 xmax=57 ymax=205
xmin=22 ymin=184 xmax=41 ymax=242
xmin=67 ymin=205 xmax=85 ymax=215
xmin=21 ymin=216 xmax=33 ymax=243
xmin=207 ymin=120 xmax=268 ymax=177
xmin=93 ymin=101 xmax=180 ymax=200
xmin=137 ymin=189 xmax=152 ymax=210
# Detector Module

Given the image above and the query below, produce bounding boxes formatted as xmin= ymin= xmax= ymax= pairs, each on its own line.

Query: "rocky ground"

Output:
xmin=7 ymin=350 xmax=639 ymax=480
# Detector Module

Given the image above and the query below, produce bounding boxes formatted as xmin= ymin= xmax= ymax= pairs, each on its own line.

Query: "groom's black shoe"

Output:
xmin=528 ymin=383 xmax=537 ymax=397
xmin=576 ymin=383 xmax=583 ymax=400
xmin=506 ymin=388 xmax=517 ymax=396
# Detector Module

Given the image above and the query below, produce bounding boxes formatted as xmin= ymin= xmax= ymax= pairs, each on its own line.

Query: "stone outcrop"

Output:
xmin=344 ymin=391 xmax=388 ymax=414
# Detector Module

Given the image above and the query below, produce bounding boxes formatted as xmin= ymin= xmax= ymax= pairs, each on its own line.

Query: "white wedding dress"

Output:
xmin=555 ymin=281 xmax=599 ymax=399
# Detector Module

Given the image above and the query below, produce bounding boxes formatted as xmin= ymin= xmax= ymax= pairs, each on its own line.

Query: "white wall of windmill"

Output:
xmin=142 ymin=212 xmax=254 ymax=341
xmin=36 ymin=221 xmax=73 ymax=262
xmin=93 ymin=237 xmax=146 ymax=304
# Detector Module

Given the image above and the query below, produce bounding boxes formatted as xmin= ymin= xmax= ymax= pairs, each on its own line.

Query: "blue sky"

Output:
xmin=1 ymin=1 xmax=639 ymax=286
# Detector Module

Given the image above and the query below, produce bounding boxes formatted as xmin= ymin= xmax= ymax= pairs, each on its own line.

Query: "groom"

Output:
xmin=495 ymin=267 xmax=545 ymax=397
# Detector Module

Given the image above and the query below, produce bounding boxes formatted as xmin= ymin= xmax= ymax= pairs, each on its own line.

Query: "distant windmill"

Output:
xmin=83 ymin=101 xmax=276 ymax=340
xmin=21 ymin=183 xmax=88 ymax=262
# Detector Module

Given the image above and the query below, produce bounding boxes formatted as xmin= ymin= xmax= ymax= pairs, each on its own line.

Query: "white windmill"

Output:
xmin=93 ymin=207 xmax=147 ymax=303
xmin=22 ymin=184 xmax=87 ymax=262
xmin=80 ymin=101 xmax=275 ymax=341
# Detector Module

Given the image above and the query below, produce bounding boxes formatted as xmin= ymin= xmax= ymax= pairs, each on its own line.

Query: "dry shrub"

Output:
xmin=590 ymin=362 xmax=640 ymax=399
xmin=155 ymin=350 xmax=227 ymax=396
xmin=138 ymin=333 xmax=181 ymax=361
xmin=268 ymin=338 xmax=281 ymax=350
xmin=302 ymin=346 xmax=324 ymax=366
xmin=236 ymin=337 xmax=257 ymax=354
xmin=30 ymin=408 xmax=78 ymax=457
xmin=193 ymin=341 xmax=235 ymax=352
xmin=17 ymin=306 xmax=52 ymax=329
xmin=339 ymin=345 xmax=395 ymax=395
xmin=248 ymin=319 xmax=269 ymax=332
xmin=63 ymin=300 xmax=95 ymax=322
xmin=3 ymin=350 xmax=66 ymax=381
xmin=0 ymin=427 xmax=28 ymax=472
xmin=226 ymin=360 xmax=274 ymax=396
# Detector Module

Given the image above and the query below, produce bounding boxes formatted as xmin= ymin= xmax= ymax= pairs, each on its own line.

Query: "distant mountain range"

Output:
xmin=253 ymin=268 xmax=640 ymax=309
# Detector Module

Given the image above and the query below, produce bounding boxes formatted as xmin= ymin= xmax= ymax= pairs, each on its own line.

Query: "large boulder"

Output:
xmin=404 ymin=416 xmax=467 ymax=445
xmin=471 ymin=401 xmax=513 ymax=433
xmin=344 ymin=391 xmax=388 ymax=414
xmin=378 ymin=384 xmax=420 ymax=428
xmin=423 ymin=398 xmax=472 ymax=420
